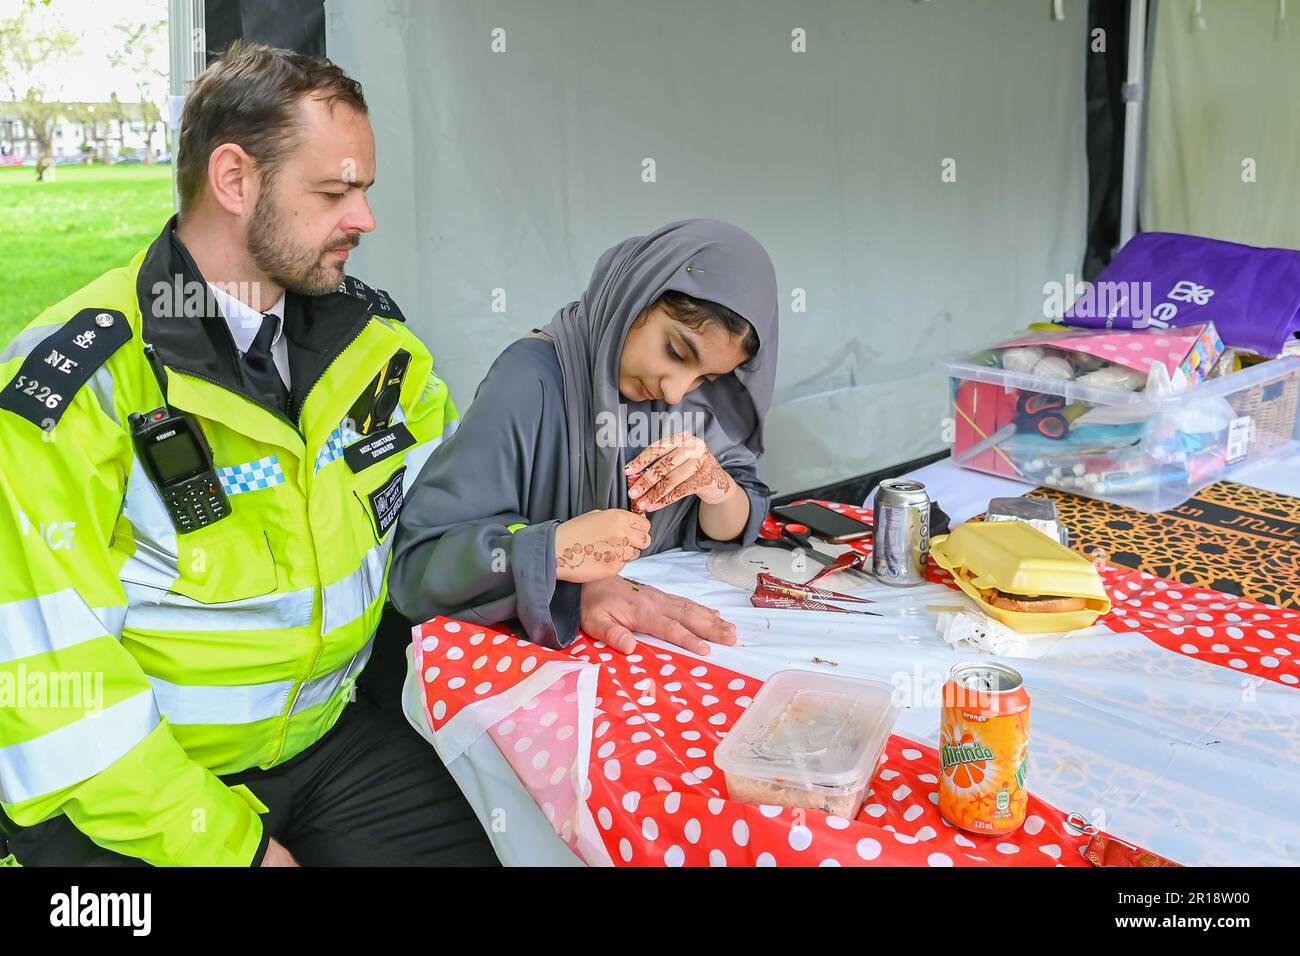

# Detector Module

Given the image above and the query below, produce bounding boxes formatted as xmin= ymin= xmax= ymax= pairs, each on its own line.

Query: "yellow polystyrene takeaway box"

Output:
xmin=929 ymin=520 xmax=1112 ymax=634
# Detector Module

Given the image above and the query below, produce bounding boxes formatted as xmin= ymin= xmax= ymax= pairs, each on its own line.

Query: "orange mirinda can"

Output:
xmin=939 ymin=661 xmax=1030 ymax=836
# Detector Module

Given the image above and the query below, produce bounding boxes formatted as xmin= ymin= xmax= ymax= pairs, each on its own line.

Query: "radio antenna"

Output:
xmin=142 ymin=344 xmax=169 ymax=405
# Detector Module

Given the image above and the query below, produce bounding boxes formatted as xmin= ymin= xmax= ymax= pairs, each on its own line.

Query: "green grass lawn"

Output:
xmin=0 ymin=163 xmax=174 ymax=347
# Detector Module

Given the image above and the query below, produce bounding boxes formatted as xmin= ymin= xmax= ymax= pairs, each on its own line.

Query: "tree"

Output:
xmin=108 ymin=93 xmax=127 ymax=159
xmin=107 ymin=12 xmax=167 ymax=163
xmin=0 ymin=5 xmax=78 ymax=175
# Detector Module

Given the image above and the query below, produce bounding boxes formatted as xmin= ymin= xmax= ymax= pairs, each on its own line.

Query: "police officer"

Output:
xmin=0 ymin=43 xmax=496 ymax=866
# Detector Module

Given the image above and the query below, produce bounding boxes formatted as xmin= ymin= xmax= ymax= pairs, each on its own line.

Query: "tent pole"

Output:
xmin=166 ymin=0 xmax=207 ymax=212
xmin=1118 ymin=0 xmax=1149 ymax=250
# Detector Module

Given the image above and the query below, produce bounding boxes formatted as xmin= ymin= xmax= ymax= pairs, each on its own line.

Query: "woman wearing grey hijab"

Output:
xmin=389 ymin=220 xmax=779 ymax=652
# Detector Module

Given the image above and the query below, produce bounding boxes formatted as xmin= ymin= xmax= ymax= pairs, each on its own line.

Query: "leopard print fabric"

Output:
xmin=1023 ymin=481 xmax=1300 ymax=610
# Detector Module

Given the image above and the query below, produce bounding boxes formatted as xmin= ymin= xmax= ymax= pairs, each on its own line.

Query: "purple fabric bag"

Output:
xmin=1064 ymin=232 xmax=1300 ymax=356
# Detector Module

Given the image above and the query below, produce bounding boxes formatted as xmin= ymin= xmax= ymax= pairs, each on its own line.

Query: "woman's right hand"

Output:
xmin=554 ymin=509 xmax=652 ymax=583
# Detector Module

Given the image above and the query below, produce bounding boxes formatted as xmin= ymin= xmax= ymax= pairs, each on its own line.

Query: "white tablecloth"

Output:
xmin=403 ymin=454 xmax=1300 ymax=866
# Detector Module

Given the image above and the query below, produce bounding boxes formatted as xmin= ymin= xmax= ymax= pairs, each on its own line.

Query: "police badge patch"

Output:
xmin=0 ymin=308 xmax=131 ymax=429
xmin=367 ymin=466 xmax=406 ymax=538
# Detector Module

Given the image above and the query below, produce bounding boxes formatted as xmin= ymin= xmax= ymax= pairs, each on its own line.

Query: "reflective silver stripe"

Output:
xmin=97 ymin=606 xmax=128 ymax=640
xmin=0 ymin=591 xmax=126 ymax=664
xmin=146 ymin=641 xmax=373 ymax=726
xmin=290 ymin=637 xmax=374 ymax=716
xmin=120 ymin=456 xmax=180 ymax=592
xmin=147 ymin=674 xmax=293 ymax=726
xmin=119 ymin=543 xmax=180 ymax=594
xmin=0 ymin=689 xmax=160 ymax=804
xmin=124 ymin=581 xmax=314 ymax=634
xmin=401 ymin=435 xmax=442 ymax=493
xmin=88 ymin=365 xmax=118 ymax=424
xmin=321 ymin=536 xmax=393 ymax=635
xmin=0 ymin=323 xmax=62 ymax=364
xmin=443 ymin=417 xmax=460 ymax=439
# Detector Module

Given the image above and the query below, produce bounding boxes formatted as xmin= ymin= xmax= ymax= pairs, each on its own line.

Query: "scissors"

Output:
xmin=956 ymin=391 xmax=1076 ymax=464
xmin=768 ymin=523 xmax=872 ymax=581
xmin=765 ymin=523 xmax=832 ymax=569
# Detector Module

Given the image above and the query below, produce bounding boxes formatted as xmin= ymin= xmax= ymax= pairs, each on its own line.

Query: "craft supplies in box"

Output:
xmin=714 ymin=669 xmax=899 ymax=818
xmin=945 ymin=328 xmax=1300 ymax=513
xmin=991 ymin=323 xmax=1224 ymax=388
xmin=929 ymin=521 xmax=1111 ymax=634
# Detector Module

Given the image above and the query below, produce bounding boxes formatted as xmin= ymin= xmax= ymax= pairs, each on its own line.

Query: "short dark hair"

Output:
xmin=177 ymin=41 xmax=368 ymax=214
xmin=656 ymin=290 xmax=760 ymax=362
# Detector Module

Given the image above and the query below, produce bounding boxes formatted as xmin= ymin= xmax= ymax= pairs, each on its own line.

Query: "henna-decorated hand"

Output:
xmin=624 ymin=431 xmax=735 ymax=513
xmin=554 ymin=509 xmax=652 ymax=583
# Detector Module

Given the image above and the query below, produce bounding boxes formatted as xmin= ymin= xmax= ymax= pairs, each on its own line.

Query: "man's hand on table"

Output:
xmin=580 ymin=576 xmax=737 ymax=656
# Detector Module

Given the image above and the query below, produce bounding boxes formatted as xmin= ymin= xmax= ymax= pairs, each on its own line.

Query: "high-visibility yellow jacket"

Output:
xmin=0 ymin=218 xmax=457 ymax=865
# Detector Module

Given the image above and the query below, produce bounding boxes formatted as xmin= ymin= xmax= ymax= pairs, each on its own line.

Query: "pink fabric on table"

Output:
xmin=1000 ymin=325 xmax=1221 ymax=380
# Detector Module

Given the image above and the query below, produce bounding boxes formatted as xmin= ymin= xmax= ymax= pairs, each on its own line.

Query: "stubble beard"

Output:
xmin=246 ymin=183 xmax=358 ymax=297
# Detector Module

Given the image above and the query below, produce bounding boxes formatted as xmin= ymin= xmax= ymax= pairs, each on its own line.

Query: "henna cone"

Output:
xmin=806 ymin=549 xmax=870 ymax=586
xmin=755 ymin=572 xmax=874 ymax=604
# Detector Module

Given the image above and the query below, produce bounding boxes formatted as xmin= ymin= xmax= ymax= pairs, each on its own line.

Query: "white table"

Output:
xmin=403 ymin=451 xmax=1300 ymax=866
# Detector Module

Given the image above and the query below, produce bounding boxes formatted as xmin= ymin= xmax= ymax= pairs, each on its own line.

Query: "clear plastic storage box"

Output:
xmin=714 ymin=669 xmax=899 ymax=818
xmin=943 ymin=347 xmax=1300 ymax=513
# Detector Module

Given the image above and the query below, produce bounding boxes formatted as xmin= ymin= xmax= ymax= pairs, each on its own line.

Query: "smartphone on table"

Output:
xmin=772 ymin=502 xmax=873 ymax=544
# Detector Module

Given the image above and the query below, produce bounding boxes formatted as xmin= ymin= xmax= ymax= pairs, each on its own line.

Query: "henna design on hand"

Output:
xmin=663 ymin=456 xmax=733 ymax=506
xmin=629 ymin=433 xmax=735 ymax=510
xmin=556 ymin=536 xmax=632 ymax=571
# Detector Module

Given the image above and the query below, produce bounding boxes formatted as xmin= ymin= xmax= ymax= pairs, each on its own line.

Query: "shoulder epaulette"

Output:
xmin=342 ymin=276 xmax=406 ymax=323
xmin=0 ymin=308 xmax=131 ymax=429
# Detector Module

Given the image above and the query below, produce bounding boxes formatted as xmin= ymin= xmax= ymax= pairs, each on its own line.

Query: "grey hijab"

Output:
xmin=541 ymin=219 xmax=779 ymax=539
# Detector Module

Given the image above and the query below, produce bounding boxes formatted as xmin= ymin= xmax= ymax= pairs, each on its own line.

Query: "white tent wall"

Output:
xmin=324 ymin=0 xmax=1088 ymax=495
xmin=1144 ymin=0 xmax=1300 ymax=250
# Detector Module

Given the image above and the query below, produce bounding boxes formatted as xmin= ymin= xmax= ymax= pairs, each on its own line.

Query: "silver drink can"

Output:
xmin=872 ymin=478 xmax=930 ymax=586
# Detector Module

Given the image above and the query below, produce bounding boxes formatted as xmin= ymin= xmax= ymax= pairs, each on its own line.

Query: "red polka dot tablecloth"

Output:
xmin=1097 ymin=564 xmax=1300 ymax=688
xmin=414 ymin=618 xmax=1094 ymax=867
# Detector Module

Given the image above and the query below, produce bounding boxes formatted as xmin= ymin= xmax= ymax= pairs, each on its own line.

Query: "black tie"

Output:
xmin=242 ymin=313 xmax=289 ymax=414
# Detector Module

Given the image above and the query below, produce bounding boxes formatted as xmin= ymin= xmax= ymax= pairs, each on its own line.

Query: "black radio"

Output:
xmin=129 ymin=346 xmax=231 ymax=533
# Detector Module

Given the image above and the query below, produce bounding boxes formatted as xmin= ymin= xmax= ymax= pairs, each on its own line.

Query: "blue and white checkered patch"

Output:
xmin=314 ymin=422 xmax=364 ymax=473
xmin=217 ymin=455 xmax=287 ymax=496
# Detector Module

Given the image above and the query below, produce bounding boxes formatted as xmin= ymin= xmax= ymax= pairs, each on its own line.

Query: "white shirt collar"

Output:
xmin=207 ymin=282 xmax=286 ymax=356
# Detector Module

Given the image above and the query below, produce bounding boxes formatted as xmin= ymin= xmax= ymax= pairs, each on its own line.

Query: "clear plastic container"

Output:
xmin=943 ymin=347 xmax=1300 ymax=513
xmin=714 ymin=669 xmax=899 ymax=818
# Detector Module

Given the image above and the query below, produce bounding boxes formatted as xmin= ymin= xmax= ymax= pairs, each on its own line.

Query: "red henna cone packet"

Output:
xmin=751 ymin=576 xmax=879 ymax=615
xmin=750 ymin=588 xmax=878 ymax=614
xmin=755 ymin=572 xmax=874 ymax=604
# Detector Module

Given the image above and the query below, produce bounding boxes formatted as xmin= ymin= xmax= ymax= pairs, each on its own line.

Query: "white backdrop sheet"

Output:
xmin=1144 ymin=0 xmax=1300 ymax=250
xmin=325 ymin=0 xmax=1089 ymax=494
